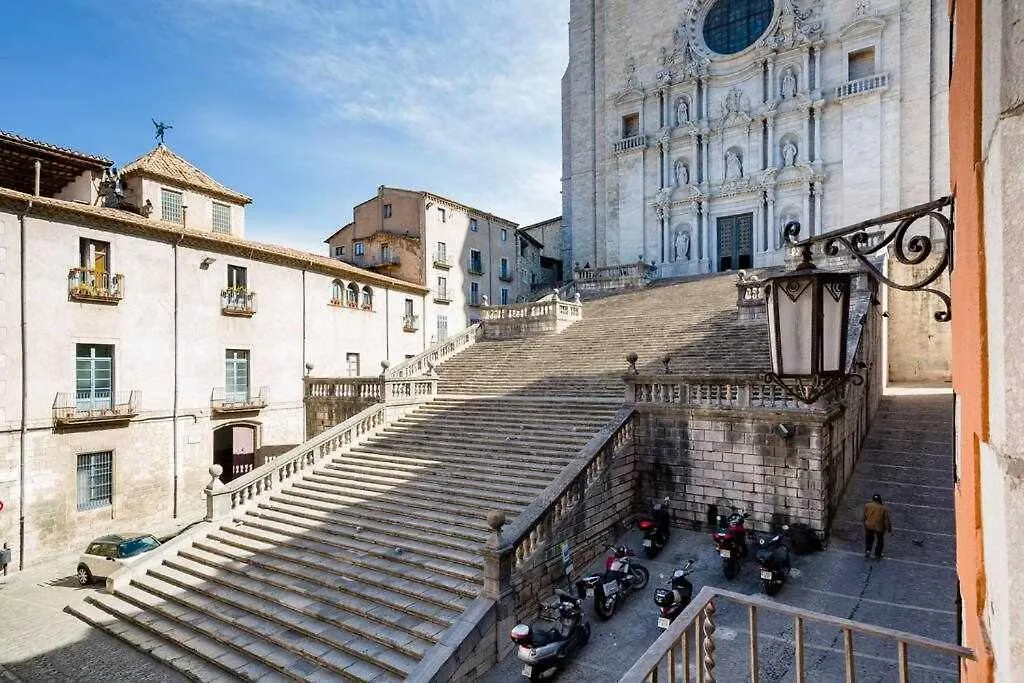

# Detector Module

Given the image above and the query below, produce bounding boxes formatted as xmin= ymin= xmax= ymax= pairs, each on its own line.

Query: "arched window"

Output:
xmin=330 ymin=279 xmax=344 ymax=305
xmin=361 ymin=286 xmax=374 ymax=310
xmin=346 ymin=282 xmax=359 ymax=308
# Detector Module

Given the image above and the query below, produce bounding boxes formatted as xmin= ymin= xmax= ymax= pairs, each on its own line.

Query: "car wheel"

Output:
xmin=76 ymin=564 xmax=93 ymax=586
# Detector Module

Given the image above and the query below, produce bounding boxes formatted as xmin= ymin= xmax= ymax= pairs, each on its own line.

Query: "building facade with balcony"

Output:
xmin=517 ymin=216 xmax=565 ymax=297
xmin=324 ymin=185 xmax=519 ymax=344
xmin=0 ymin=133 xmax=428 ymax=572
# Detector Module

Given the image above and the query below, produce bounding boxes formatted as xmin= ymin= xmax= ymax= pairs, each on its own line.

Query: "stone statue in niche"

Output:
xmin=673 ymin=228 xmax=691 ymax=261
xmin=675 ymin=97 xmax=690 ymax=125
xmin=782 ymin=140 xmax=798 ymax=167
xmin=781 ymin=67 xmax=798 ymax=99
xmin=624 ymin=57 xmax=640 ymax=90
xmin=674 ymin=159 xmax=689 ymax=187
xmin=725 ymin=150 xmax=743 ymax=180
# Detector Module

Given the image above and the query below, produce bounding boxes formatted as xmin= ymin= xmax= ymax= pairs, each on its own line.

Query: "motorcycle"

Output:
xmin=654 ymin=559 xmax=696 ymax=629
xmin=711 ymin=510 xmax=750 ymax=580
xmin=637 ymin=497 xmax=672 ymax=559
xmin=576 ymin=545 xmax=650 ymax=620
xmin=754 ymin=526 xmax=792 ymax=596
xmin=510 ymin=588 xmax=591 ymax=681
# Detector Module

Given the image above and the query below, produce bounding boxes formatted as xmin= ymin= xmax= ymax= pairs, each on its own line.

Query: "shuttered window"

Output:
xmin=225 ymin=349 xmax=250 ymax=402
xmin=76 ymin=344 xmax=113 ymax=411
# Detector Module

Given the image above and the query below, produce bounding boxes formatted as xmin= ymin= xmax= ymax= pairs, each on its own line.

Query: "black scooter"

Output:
xmin=653 ymin=559 xmax=696 ymax=629
xmin=510 ymin=589 xmax=591 ymax=681
xmin=637 ymin=497 xmax=672 ymax=559
xmin=754 ymin=526 xmax=791 ymax=596
xmin=576 ymin=546 xmax=650 ymax=620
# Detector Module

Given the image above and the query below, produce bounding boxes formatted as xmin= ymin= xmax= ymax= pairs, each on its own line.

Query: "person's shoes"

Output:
xmin=864 ymin=551 xmax=871 ymax=558
xmin=875 ymin=555 xmax=884 ymax=560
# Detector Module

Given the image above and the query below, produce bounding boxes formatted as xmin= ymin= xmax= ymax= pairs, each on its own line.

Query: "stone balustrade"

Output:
xmin=385 ymin=323 xmax=483 ymax=379
xmin=613 ymin=134 xmax=647 ymax=153
xmin=305 ymin=376 xmax=383 ymax=400
xmin=625 ymin=374 xmax=817 ymax=411
xmin=835 ymin=72 xmax=889 ymax=100
xmin=479 ymin=299 xmax=583 ymax=339
xmin=572 ymin=260 xmax=657 ymax=297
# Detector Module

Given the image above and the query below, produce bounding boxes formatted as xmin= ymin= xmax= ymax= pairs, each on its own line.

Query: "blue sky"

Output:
xmin=0 ymin=1 xmax=569 ymax=253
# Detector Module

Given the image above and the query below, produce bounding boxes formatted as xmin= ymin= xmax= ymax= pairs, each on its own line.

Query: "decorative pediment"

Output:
xmin=839 ymin=16 xmax=885 ymax=40
xmin=615 ymin=57 xmax=646 ymax=103
xmin=760 ymin=0 xmax=824 ymax=51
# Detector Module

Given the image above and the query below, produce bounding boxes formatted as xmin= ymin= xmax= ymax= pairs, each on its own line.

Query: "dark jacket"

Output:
xmin=864 ymin=501 xmax=893 ymax=533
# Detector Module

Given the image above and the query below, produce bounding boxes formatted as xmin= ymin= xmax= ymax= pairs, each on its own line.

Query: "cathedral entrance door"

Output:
xmin=716 ymin=213 xmax=754 ymax=272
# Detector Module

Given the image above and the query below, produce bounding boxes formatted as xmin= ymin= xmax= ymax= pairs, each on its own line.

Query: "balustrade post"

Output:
xmin=483 ymin=510 xmax=518 ymax=659
xmin=204 ymin=465 xmax=230 ymax=521
xmin=701 ymin=600 xmax=717 ymax=683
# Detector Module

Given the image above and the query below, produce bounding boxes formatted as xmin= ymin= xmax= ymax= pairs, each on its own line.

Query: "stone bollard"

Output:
xmin=205 ymin=464 xmax=227 ymax=521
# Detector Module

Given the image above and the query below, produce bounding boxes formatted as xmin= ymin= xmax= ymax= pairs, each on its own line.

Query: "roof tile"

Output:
xmin=122 ymin=143 xmax=251 ymax=204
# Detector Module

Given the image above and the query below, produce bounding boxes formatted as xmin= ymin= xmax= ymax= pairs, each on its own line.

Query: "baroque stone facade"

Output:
xmin=562 ymin=0 xmax=949 ymax=280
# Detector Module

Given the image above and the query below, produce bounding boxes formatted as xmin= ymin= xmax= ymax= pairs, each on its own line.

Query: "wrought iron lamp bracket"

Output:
xmin=764 ymin=371 xmax=865 ymax=406
xmin=783 ymin=196 xmax=954 ymax=323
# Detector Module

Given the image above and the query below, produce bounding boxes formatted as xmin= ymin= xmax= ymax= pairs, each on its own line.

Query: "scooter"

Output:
xmin=576 ymin=545 xmax=650 ymax=620
xmin=510 ymin=588 xmax=591 ymax=681
xmin=711 ymin=510 xmax=750 ymax=580
xmin=637 ymin=497 xmax=672 ymax=559
xmin=654 ymin=559 xmax=696 ymax=629
xmin=754 ymin=526 xmax=792 ymax=596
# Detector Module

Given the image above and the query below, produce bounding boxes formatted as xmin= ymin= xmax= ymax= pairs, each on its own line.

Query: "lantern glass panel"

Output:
xmin=773 ymin=277 xmax=815 ymax=376
xmin=819 ymin=276 xmax=850 ymax=374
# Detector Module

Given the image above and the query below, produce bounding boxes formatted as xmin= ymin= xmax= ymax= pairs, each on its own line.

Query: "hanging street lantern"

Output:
xmin=762 ymin=196 xmax=954 ymax=405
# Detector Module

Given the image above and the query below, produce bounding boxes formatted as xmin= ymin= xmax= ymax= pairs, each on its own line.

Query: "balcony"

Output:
xmin=835 ymin=73 xmax=889 ymax=100
xmin=498 ymin=271 xmax=514 ymax=282
xmin=403 ymin=314 xmax=420 ymax=332
xmin=364 ymin=254 xmax=402 ymax=271
xmin=68 ymin=268 xmax=124 ymax=304
xmin=211 ymin=386 xmax=268 ymax=414
xmin=433 ymin=289 xmax=451 ymax=304
xmin=468 ymin=263 xmax=485 ymax=276
xmin=432 ymin=253 xmax=451 ymax=269
xmin=221 ymin=288 xmax=257 ymax=317
xmin=53 ymin=390 xmax=138 ymax=426
xmin=613 ymin=134 xmax=647 ymax=153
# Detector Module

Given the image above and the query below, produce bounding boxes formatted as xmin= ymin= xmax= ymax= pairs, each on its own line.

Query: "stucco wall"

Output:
xmin=121 ymin=176 xmax=247 ymax=238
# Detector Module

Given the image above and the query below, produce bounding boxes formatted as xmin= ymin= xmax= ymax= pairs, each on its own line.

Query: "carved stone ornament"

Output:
xmin=725 ymin=150 xmax=744 ymax=180
xmin=782 ymin=140 xmax=798 ymax=166
xmin=781 ymin=67 xmax=798 ymax=99
xmin=854 ymin=0 xmax=875 ymax=19
xmin=624 ymin=57 xmax=640 ymax=90
xmin=761 ymin=0 xmax=824 ymax=51
xmin=676 ymin=96 xmax=691 ymax=125
xmin=672 ymin=227 xmax=692 ymax=262
xmin=674 ymin=159 xmax=690 ymax=187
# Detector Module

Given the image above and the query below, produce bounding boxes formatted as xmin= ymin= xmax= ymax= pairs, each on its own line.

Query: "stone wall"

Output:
xmin=886 ymin=258 xmax=952 ymax=383
xmin=303 ymin=377 xmax=383 ymax=438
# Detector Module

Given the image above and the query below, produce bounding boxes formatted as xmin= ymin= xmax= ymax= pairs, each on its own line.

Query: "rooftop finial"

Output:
xmin=152 ymin=119 xmax=173 ymax=144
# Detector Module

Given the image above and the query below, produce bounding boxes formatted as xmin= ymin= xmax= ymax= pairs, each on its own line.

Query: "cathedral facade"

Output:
xmin=561 ymin=0 xmax=948 ymax=278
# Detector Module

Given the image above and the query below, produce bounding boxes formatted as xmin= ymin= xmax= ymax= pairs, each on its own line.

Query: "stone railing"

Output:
xmin=625 ymin=374 xmax=813 ymax=411
xmin=305 ymin=376 xmax=383 ymax=401
xmin=573 ymin=261 xmax=657 ymax=297
xmin=736 ymin=277 xmax=766 ymax=322
xmin=621 ymin=586 xmax=973 ymax=683
xmin=613 ymin=134 xmax=647 ymax=153
xmin=835 ymin=72 xmax=889 ymax=100
xmin=479 ymin=298 xmax=583 ymax=339
xmin=385 ymin=323 xmax=484 ymax=379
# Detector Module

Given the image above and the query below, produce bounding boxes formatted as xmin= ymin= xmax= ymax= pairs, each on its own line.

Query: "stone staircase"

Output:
xmin=67 ymin=397 xmax=620 ymax=681
xmin=439 ymin=273 xmax=768 ymax=398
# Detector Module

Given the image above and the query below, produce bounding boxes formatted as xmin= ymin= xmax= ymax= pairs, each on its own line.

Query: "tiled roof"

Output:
xmin=122 ymin=143 xmax=251 ymax=205
xmin=0 ymin=129 xmax=112 ymax=166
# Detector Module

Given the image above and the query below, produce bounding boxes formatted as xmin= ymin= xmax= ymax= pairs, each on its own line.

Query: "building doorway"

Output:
xmin=212 ymin=424 xmax=256 ymax=483
xmin=716 ymin=213 xmax=754 ymax=272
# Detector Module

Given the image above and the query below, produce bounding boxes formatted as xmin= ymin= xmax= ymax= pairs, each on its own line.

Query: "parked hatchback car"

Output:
xmin=77 ymin=533 xmax=161 ymax=585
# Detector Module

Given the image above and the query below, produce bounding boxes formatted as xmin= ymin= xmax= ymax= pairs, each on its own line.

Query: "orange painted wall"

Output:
xmin=948 ymin=0 xmax=993 ymax=680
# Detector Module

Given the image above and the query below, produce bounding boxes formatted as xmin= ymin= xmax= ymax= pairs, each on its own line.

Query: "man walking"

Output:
xmin=864 ymin=494 xmax=893 ymax=559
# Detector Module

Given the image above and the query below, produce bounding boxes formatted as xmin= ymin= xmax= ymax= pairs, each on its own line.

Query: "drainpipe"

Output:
xmin=172 ymin=233 xmax=183 ymax=518
xmin=18 ymin=161 xmax=40 ymax=569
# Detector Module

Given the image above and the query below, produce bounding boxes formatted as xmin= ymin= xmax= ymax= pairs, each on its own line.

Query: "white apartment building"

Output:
xmin=325 ymin=186 xmax=520 ymax=344
xmin=0 ymin=132 xmax=427 ymax=571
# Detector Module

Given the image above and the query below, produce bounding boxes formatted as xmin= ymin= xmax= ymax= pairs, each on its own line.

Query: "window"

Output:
xmin=354 ymin=242 xmax=365 ymax=256
xmin=622 ymin=113 xmax=640 ymax=139
xmin=500 ymin=257 xmax=510 ymax=279
xmin=702 ymin=0 xmax=775 ymax=55
xmin=501 ymin=288 xmax=509 ymax=306
xmin=76 ymin=344 xmax=113 ymax=411
xmin=470 ymin=249 xmax=483 ymax=273
xmin=361 ymin=285 xmax=373 ymax=310
xmin=437 ymin=276 xmax=448 ymax=299
xmin=227 ymin=265 xmax=247 ymax=290
xmin=500 ymin=228 xmax=508 ymax=241
xmin=439 ymin=208 xmax=447 ymax=223
xmin=383 ymin=203 xmax=392 ymax=218
xmin=471 ymin=282 xmax=480 ymax=305
xmin=437 ymin=315 xmax=448 ymax=342
xmin=470 ymin=218 xmax=478 ymax=232
xmin=381 ymin=244 xmax=391 ymax=262
xmin=161 ymin=188 xmax=183 ymax=223
xmin=334 ymin=246 xmax=344 ymax=258
xmin=212 ymin=202 xmax=231 ymax=233
xmin=405 ymin=298 xmax=414 ymax=317
xmin=346 ymin=282 xmax=360 ymax=307
xmin=77 ymin=451 xmax=113 ymax=511
xmin=436 ymin=241 xmax=447 ymax=264
xmin=331 ymin=279 xmax=344 ymax=304
xmin=346 ymin=353 xmax=360 ymax=377
xmin=225 ymin=349 xmax=250 ymax=402
xmin=75 ymin=238 xmax=111 ymax=291
xmin=848 ymin=47 xmax=876 ymax=81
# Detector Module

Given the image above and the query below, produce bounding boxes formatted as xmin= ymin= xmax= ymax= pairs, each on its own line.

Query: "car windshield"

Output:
xmin=118 ymin=536 xmax=159 ymax=558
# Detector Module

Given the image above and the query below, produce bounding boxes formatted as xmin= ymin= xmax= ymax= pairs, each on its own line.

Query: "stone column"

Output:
xmin=767 ymin=116 xmax=776 ymax=168
xmin=752 ymin=198 xmax=763 ymax=254
xmin=662 ymin=215 xmax=670 ymax=263
xmin=814 ymin=46 xmax=822 ymax=92
xmin=705 ymin=199 xmax=714 ymax=270
xmin=802 ymin=48 xmax=811 ymax=92
xmin=697 ymin=201 xmax=705 ymax=260
xmin=767 ymin=55 xmax=776 ymax=100
xmin=813 ymin=105 xmax=822 ymax=163
xmin=802 ymin=183 xmax=812 ymax=238
xmin=814 ymin=182 xmax=824 ymax=236
xmin=701 ymin=78 xmax=709 ymax=121
xmin=804 ymin=109 xmax=812 ymax=163
xmin=768 ymin=195 xmax=777 ymax=251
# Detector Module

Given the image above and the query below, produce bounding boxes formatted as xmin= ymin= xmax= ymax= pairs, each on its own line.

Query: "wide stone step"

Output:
xmin=176 ymin=545 xmax=451 ymax=640
xmin=349 ymin=445 xmax=569 ymax=474
xmin=193 ymin=535 xmax=472 ymax=616
xmin=380 ymin=422 xmax=602 ymax=445
xmin=275 ymin=484 xmax=496 ymax=531
xmin=218 ymin=520 xmax=482 ymax=589
xmin=362 ymin=433 xmax=582 ymax=458
xmin=334 ymin=449 xmax=562 ymax=485
xmin=148 ymin=559 xmax=431 ymax=664
xmin=125 ymin=575 xmax=399 ymax=681
xmin=315 ymin=464 xmax=542 ymax=502
xmin=65 ymin=600 xmax=235 ymax=682
xmin=241 ymin=511 xmax=482 ymax=574
xmin=323 ymin=457 xmax=554 ymax=494
xmin=398 ymin=411 xmax=616 ymax=430
xmin=292 ymin=476 xmax=524 ymax=516
xmin=256 ymin=497 xmax=487 ymax=548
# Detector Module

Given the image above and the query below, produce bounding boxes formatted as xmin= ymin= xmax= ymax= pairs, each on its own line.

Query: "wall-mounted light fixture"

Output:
xmin=199 ymin=257 xmax=216 ymax=270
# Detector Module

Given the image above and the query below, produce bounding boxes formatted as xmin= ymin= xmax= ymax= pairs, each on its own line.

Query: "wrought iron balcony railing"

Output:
xmin=221 ymin=288 xmax=257 ymax=317
xmin=432 ymin=253 xmax=451 ymax=269
xmin=53 ymin=390 xmax=138 ymax=425
xmin=468 ymin=263 xmax=485 ymax=275
xmin=402 ymin=314 xmax=419 ymax=332
xmin=498 ymin=271 xmax=514 ymax=282
xmin=210 ymin=386 xmax=268 ymax=413
xmin=433 ymin=289 xmax=451 ymax=304
xmin=68 ymin=268 xmax=124 ymax=304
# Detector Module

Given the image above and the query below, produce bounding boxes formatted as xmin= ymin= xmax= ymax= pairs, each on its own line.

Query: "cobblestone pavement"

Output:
xmin=0 ymin=553 xmax=187 ymax=682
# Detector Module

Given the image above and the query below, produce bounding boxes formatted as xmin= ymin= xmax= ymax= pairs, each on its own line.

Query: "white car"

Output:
xmin=76 ymin=533 xmax=161 ymax=585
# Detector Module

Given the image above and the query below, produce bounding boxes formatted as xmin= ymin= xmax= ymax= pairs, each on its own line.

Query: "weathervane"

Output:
xmin=152 ymin=119 xmax=173 ymax=144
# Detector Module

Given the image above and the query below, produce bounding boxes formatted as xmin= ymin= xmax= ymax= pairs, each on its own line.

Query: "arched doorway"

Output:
xmin=212 ymin=423 xmax=257 ymax=483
